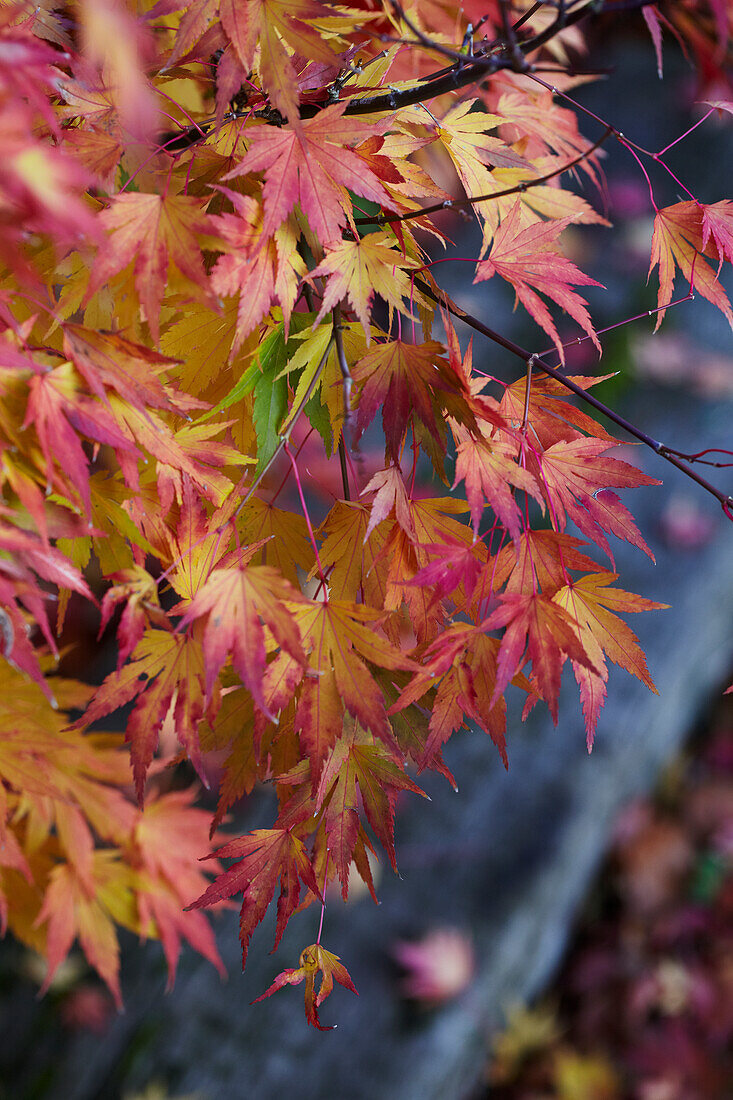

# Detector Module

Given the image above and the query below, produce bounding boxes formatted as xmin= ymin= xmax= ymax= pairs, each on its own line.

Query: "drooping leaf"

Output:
xmin=474 ymin=201 xmax=603 ymax=362
xmin=648 ymin=201 xmax=733 ymax=328
xmin=553 ymin=572 xmax=668 ymax=748
xmin=176 ymin=561 xmax=307 ymax=712
xmin=188 ymin=828 xmax=321 ymax=969
xmin=76 ymin=629 xmax=209 ymax=803
xmin=252 ymin=941 xmax=357 ymax=1031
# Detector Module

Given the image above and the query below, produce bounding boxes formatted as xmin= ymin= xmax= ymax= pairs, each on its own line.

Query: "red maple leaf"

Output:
xmin=188 ymin=827 xmax=321 ymax=969
xmin=474 ymin=201 xmax=603 ymax=361
xmin=482 ymin=591 xmax=599 ymax=722
xmin=226 ymin=103 xmax=397 ymax=245
xmin=530 ymin=437 xmax=660 ymax=559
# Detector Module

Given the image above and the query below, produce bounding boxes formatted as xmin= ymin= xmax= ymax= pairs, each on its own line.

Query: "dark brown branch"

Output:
xmin=414 ymin=277 xmax=733 ymax=516
xmin=160 ymin=0 xmax=659 ymax=150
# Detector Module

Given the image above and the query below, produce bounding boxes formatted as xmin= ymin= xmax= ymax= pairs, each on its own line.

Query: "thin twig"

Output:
xmin=415 ymin=277 xmax=733 ymax=516
xmin=338 ymin=439 xmax=351 ymax=500
xmin=332 ymin=305 xmax=352 ymax=426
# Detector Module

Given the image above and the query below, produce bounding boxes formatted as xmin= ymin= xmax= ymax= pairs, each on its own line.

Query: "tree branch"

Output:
xmin=414 ymin=277 xmax=733 ymax=516
xmin=160 ymin=0 xmax=659 ymax=149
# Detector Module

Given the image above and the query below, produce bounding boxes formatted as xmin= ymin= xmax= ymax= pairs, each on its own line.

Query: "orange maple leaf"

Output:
xmin=176 ymin=561 xmax=307 ymax=714
xmin=648 ymin=200 xmax=733 ymax=328
xmin=553 ymin=572 xmax=668 ymax=748
xmin=291 ymin=599 xmax=416 ymax=780
xmin=87 ymin=192 xmax=214 ymax=341
xmin=210 ymin=189 xmax=306 ymax=352
xmin=314 ymin=722 xmax=426 ymax=888
xmin=132 ymin=787 xmax=226 ymax=987
xmin=36 ymin=852 xmax=131 ymax=1009
xmin=252 ymin=942 xmax=357 ymax=1031
xmin=391 ymin=624 xmax=510 ymax=768
xmin=76 ymin=629 xmax=208 ymax=803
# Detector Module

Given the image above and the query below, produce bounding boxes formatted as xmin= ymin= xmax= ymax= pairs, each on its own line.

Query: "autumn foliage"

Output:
xmin=1 ymin=0 xmax=732 ymax=1028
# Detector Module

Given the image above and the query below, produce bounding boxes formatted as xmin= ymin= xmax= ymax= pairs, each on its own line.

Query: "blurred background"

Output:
xmin=1 ymin=20 xmax=733 ymax=1100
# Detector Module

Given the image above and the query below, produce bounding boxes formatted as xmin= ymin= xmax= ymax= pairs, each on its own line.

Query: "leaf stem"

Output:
xmin=284 ymin=439 xmax=328 ymax=587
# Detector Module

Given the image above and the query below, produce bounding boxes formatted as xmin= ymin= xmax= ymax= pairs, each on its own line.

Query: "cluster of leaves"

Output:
xmin=0 ymin=0 xmax=732 ymax=1025
xmin=488 ymin=689 xmax=733 ymax=1100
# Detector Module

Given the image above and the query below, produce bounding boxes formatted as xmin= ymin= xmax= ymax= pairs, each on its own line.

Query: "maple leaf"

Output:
xmin=530 ymin=437 xmax=660 ymax=559
xmin=0 ymin=105 xmax=97 ymax=269
xmin=482 ymin=592 xmax=599 ymax=723
xmin=314 ymin=721 xmax=425 ymax=889
xmin=452 ymin=428 xmax=543 ymax=541
xmin=86 ymin=192 xmax=215 ymax=341
xmin=291 ymin=599 xmax=416 ymax=781
xmin=377 ymin=496 xmax=483 ymax=643
xmin=392 ymin=624 xmax=510 ymax=768
xmin=492 ymin=530 xmax=605 ymax=598
xmin=252 ymin=942 xmax=357 ymax=1031
xmin=62 ymin=325 xmax=185 ymax=414
xmin=553 ymin=572 xmax=668 ymax=748
xmin=131 ymin=787 xmax=226 ymax=987
xmin=0 ymin=525 xmax=93 ymax=695
xmin=496 ymin=90 xmax=597 ymax=168
xmin=23 ymin=361 xmax=139 ymax=517
xmin=404 ymin=534 xmax=486 ymax=605
xmin=352 ymin=339 xmax=461 ymax=461
xmin=220 ymin=0 xmax=337 ymax=122
xmin=210 ymin=190 xmax=306 ymax=353
xmin=315 ymin=501 xmax=391 ymax=606
xmin=226 ymin=103 xmax=397 ymax=245
xmin=700 ymin=199 xmax=733 ymax=262
xmin=176 ymin=561 xmax=307 ymax=714
xmin=75 ymin=629 xmax=209 ymax=803
xmin=435 ymin=100 xmax=531 ymax=251
xmin=648 ymin=200 xmax=733 ymax=328
xmin=188 ymin=827 xmax=321 ymax=970
xmin=98 ymin=566 xmax=168 ymax=670
xmin=499 ymin=371 xmax=618 ymax=450
xmin=238 ymin=497 xmax=313 ymax=588
xmin=36 ymin=851 xmax=136 ymax=1010
xmin=361 ymin=465 xmax=414 ymax=542
xmin=308 ymin=233 xmax=423 ymax=339
xmin=475 ymin=202 xmax=603 ymax=362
